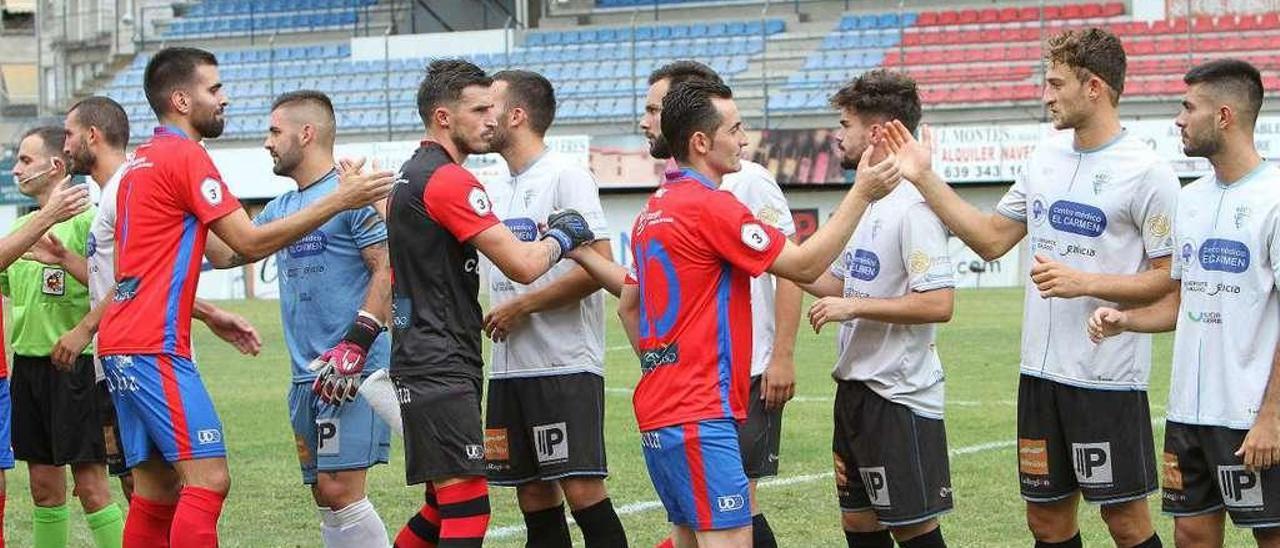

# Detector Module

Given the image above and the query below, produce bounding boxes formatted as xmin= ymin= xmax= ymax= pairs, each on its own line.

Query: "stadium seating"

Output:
xmin=165 ymin=0 xmax=375 ymax=37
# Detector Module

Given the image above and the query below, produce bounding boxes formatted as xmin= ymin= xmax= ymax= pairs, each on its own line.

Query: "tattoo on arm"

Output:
xmin=541 ymin=240 xmax=561 ymax=272
xmin=226 ymin=253 xmax=248 ymax=268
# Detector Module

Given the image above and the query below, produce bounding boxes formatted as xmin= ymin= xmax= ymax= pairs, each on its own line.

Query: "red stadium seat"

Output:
xmin=1192 ymin=15 xmax=1214 ymax=31
xmin=1237 ymin=14 xmax=1262 ymax=30
xmin=1262 ymin=12 xmax=1280 ymax=28
xmin=1128 ymin=39 xmax=1155 ymax=56
xmin=938 ymin=11 xmax=958 ymax=25
xmin=1043 ymin=5 xmax=1061 ymax=19
xmin=1197 ymin=37 xmax=1223 ymax=52
xmin=979 ymin=8 xmax=999 ymax=24
xmin=1060 ymin=4 xmax=1083 ymax=20
xmin=1215 ymin=15 xmax=1240 ymax=31
xmin=999 ymin=8 xmax=1019 ymax=23
xmin=958 ymin=9 xmax=978 ymax=25
xmin=902 ymin=32 xmax=922 ymax=46
xmin=1082 ymin=3 xmax=1103 ymax=18
xmin=1103 ymin=2 xmax=1125 ymax=17
xmin=1018 ymin=7 xmax=1039 ymax=22
xmin=958 ymin=30 xmax=981 ymax=44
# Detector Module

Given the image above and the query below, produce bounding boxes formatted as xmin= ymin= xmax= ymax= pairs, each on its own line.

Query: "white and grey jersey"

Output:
xmin=829 ymin=183 xmax=954 ymax=418
xmin=485 ymin=150 xmax=609 ymax=379
xmin=1169 ymin=163 xmax=1280 ymax=429
xmin=720 ymin=160 xmax=797 ymax=378
xmin=88 ymin=163 xmax=125 ymax=381
xmin=995 ymin=131 xmax=1179 ymax=390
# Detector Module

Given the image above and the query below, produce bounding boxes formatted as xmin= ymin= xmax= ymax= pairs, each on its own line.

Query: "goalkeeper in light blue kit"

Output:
xmin=248 ymin=90 xmax=393 ymax=547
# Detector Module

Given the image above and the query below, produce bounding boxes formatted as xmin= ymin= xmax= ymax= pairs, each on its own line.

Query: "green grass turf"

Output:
xmin=1 ymin=287 xmax=1256 ymax=546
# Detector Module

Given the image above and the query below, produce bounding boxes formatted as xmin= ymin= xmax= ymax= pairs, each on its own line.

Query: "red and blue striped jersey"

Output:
xmin=99 ymin=126 xmax=241 ymax=358
xmin=628 ymin=168 xmax=785 ymax=431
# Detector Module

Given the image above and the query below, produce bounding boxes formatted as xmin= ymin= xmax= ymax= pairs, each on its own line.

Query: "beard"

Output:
xmin=488 ymin=122 xmax=511 ymax=155
xmin=1182 ymin=132 xmax=1221 ymax=159
xmin=67 ymin=139 xmax=95 ymax=176
xmin=648 ymin=134 xmax=672 ymax=159
xmin=271 ymin=151 xmax=301 ymax=177
xmin=839 ymin=143 xmax=866 ymax=170
xmin=453 ymin=125 xmax=492 ymax=156
xmin=193 ymin=106 xmax=225 ymax=139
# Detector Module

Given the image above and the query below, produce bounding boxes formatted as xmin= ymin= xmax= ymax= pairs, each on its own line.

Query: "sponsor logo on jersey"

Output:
xmin=484 ymin=428 xmax=509 ymax=461
xmin=848 ymin=249 xmax=880 ymax=281
xmin=87 ymin=232 xmax=97 ymax=258
xmin=1185 ymin=310 xmax=1223 ymax=324
xmin=317 ymin=418 xmax=339 ymax=455
xmin=640 ymin=344 xmax=679 ymax=374
xmin=1059 ymin=244 xmax=1097 ymax=258
xmin=197 ymin=429 xmax=222 ymax=445
xmin=115 ymin=277 xmax=140 ymax=301
xmin=1236 ymin=205 xmax=1252 ymax=230
xmin=1147 ymin=214 xmax=1171 ymax=240
xmin=1048 ymin=200 xmax=1107 ymax=237
xmin=391 ymin=295 xmax=412 ymax=330
xmin=757 ymin=206 xmax=782 ymax=227
xmin=287 ymin=230 xmax=328 ymax=258
xmin=41 ymin=267 xmax=65 ymax=296
xmin=465 ymin=444 xmax=485 ymax=461
xmin=293 ymin=434 xmax=312 ymax=465
xmin=1030 ymin=195 xmax=1049 ymax=227
xmin=533 ymin=422 xmax=569 ymax=464
xmin=1199 ymin=239 xmax=1250 ymax=273
xmin=859 ymin=467 xmax=891 ymax=507
xmin=1091 ymin=169 xmax=1112 ymax=194
xmin=1071 ymin=442 xmax=1113 ymax=485
xmin=1163 ymin=452 xmax=1183 ymax=490
xmin=503 ymin=217 xmax=539 ymax=242
xmin=716 ymin=494 xmax=746 ymax=512
xmin=1180 ymin=239 xmax=1197 ymax=270
xmin=909 ymin=250 xmax=931 ymax=275
xmin=741 ymin=223 xmax=771 ymax=252
xmin=200 ymin=178 xmax=224 ymax=206
xmin=641 ymin=431 xmax=661 ymax=450
xmin=1218 ymin=465 xmax=1264 ymax=509
xmin=468 ymin=188 xmax=492 ymax=216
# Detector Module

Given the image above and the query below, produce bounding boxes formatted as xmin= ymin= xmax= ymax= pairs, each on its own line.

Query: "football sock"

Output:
xmin=320 ymin=497 xmax=389 ymax=548
xmin=571 ymin=498 xmax=628 ymax=548
xmin=33 ymin=504 xmax=69 ymax=548
xmin=122 ymin=495 xmax=175 ymax=548
xmin=1131 ymin=533 xmax=1162 ymax=548
xmin=1035 ymin=532 xmax=1083 ymax=548
xmin=523 ymin=503 xmax=570 ymax=548
xmin=845 ymin=529 xmax=894 ymax=548
xmin=436 ymin=477 xmax=490 ymax=547
xmin=395 ymin=485 xmax=440 ymax=548
xmin=0 ymin=493 xmax=7 ymax=548
xmin=86 ymin=503 xmax=125 ymax=548
xmin=899 ymin=525 xmax=946 ymax=548
xmin=751 ymin=513 xmax=777 ymax=548
xmin=654 ymin=537 xmax=674 ymax=548
xmin=169 ymin=486 xmax=224 ymax=548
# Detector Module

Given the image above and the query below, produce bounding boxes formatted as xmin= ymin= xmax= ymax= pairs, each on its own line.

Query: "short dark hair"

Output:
xmin=493 ymin=70 xmax=556 ymax=136
xmin=417 ymin=59 xmax=492 ymax=127
xmin=144 ymin=47 xmax=219 ymax=117
xmin=829 ymin=69 xmax=923 ymax=133
xmin=661 ymin=80 xmax=733 ymax=163
xmin=271 ymin=90 xmax=336 ymax=123
xmin=1184 ymin=58 xmax=1265 ymax=126
xmin=648 ymin=60 xmax=724 ymax=87
xmin=20 ymin=126 xmax=67 ymax=161
xmin=68 ymin=96 xmax=130 ymax=150
xmin=1046 ymin=28 xmax=1126 ymax=103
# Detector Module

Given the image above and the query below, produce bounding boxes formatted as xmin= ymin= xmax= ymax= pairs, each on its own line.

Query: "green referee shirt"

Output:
xmin=0 ymin=208 xmax=95 ymax=356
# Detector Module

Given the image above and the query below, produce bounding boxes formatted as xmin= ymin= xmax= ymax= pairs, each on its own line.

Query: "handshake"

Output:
xmin=540 ymin=209 xmax=595 ymax=259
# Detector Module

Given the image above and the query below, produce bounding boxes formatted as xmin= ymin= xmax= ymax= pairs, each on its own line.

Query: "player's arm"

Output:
xmin=1239 ymin=342 xmax=1280 ymax=471
xmin=51 ymin=287 xmax=114 ymax=369
xmin=22 ymin=232 xmax=88 ymax=285
xmin=1031 ymin=255 xmax=1177 ymax=305
xmin=809 ymin=288 xmax=954 ymax=333
xmin=484 ymin=240 xmax=612 ymax=341
xmin=797 ymin=271 xmax=845 ymax=298
xmin=767 ymin=146 xmax=900 ymax=283
xmin=192 ymin=299 xmax=262 ymax=356
xmin=207 ymin=163 xmax=394 ymax=267
xmin=472 ymin=226 xmax=569 ymax=285
xmin=884 ymin=121 xmax=1026 ymax=261
xmin=617 ymin=282 xmax=642 ymax=355
xmin=1086 ymin=284 xmax=1181 ymax=343
xmin=763 ymin=264 xmax=803 ymax=410
xmin=358 ymin=241 xmax=392 ymax=324
xmin=567 ymin=245 xmax=627 ymax=297
xmin=308 ymin=239 xmax=390 ymax=406
xmin=0 ymin=176 xmax=89 ymax=271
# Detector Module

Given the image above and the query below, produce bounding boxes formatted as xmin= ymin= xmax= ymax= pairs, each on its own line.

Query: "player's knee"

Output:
xmin=1253 ymin=526 xmax=1280 ymax=547
xmin=1025 ymin=502 xmax=1077 ymax=540
xmin=312 ymin=476 xmax=362 ymax=509
xmin=841 ymin=509 xmax=884 ymax=533
xmin=559 ymin=477 xmax=607 ymax=510
xmin=516 ymin=480 xmax=564 ymax=511
xmin=28 ymin=467 xmax=67 ymax=506
xmin=1099 ymin=500 xmax=1151 ymax=545
xmin=1173 ymin=518 xmax=1219 ymax=548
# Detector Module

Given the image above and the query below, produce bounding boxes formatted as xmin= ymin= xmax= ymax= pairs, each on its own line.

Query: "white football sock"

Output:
xmin=320 ymin=497 xmax=390 ymax=548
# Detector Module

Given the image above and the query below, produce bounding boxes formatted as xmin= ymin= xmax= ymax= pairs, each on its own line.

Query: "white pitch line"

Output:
xmin=487 ymin=435 xmax=1021 ymax=540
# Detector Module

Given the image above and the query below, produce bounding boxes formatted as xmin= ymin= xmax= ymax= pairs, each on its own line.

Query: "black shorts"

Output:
xmin=833 ymin=380 xmax=953 ymax=527
xmin=738 ymin=375 xmax=782 ymax=479
xmin=1163 ymin=421 xmax=1280 ymax=527
xmin=10 ymin=355 xmax=106 ymax=466
xmin=1016 ymin=374 xmax=1158 ymax=505
xmin=97 ymin=380 xmax=128 ymax=476
xmin=393 ymin=372 xmax=486 ymax=485
xmin=484 ymin=372 xmax=607 ymax=486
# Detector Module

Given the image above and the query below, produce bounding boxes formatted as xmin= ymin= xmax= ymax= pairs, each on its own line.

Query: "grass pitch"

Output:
xmin=2 ymin=287 xmax=1256 ymax=546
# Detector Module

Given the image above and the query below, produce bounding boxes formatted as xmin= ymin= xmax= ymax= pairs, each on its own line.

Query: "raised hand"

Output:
xmin=883 ymin=120 xmax=935 ymax=184
xmin=40 ymin=176 xmax=90 ymax=224
xmin=335 ymin=157 xmax=396 ymax=210
xmin=850 ymin=143 xmax=900 ymax=202
xmin=542 ymin=209 xmax=595 ymax=257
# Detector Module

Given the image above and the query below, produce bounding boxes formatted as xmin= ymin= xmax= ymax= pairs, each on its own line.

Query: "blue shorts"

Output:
xmin=0 ymin=378 xmax=14 ymax=470
xmin=101 ymin=354 xmax=226 ymax=467
xmin=288 ymin=381 xmax=391 ymax=484
xmin=641 ymin=419 xmax=752 ymax=531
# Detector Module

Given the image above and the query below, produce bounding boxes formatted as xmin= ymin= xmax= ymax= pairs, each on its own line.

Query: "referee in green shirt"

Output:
xmin=6 ymin=126 xmax=123 ymax=548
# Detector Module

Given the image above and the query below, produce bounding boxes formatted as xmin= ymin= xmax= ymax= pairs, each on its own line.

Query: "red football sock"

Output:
xmin=0 ymin=493 xmax=6 ymax=548
xmin=123 ymin=495 xmax=176 ymax=548
xmin=169 ymin=486 xmax=224 ymax=548
xmin=394 ymin=485 xmax=439 ymax=548
xmin=656 ymin=537 xmax=675 ymax=548
xmin=436 ymin=477 xmax=489 ymax=547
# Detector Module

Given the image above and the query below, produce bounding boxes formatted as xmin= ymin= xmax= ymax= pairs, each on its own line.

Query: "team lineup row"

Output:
xmin=0 ymin=23 xmax=1273 ymax=548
